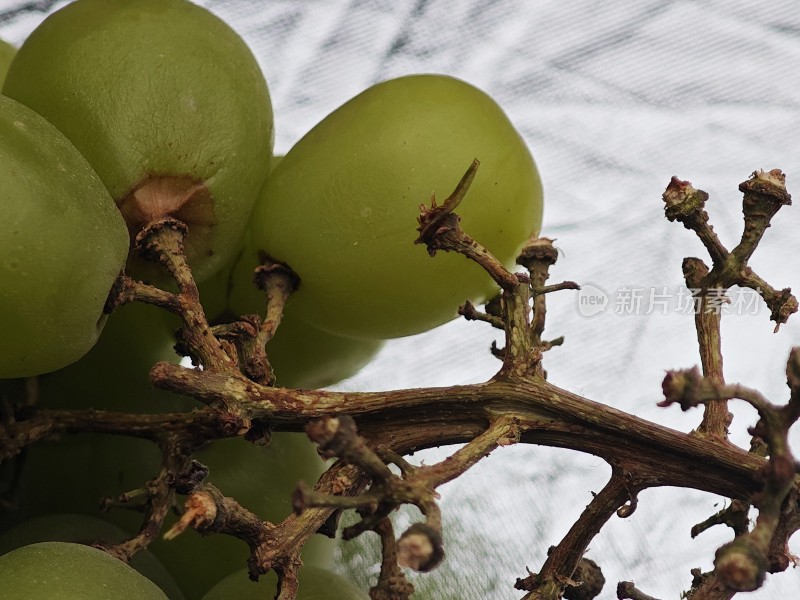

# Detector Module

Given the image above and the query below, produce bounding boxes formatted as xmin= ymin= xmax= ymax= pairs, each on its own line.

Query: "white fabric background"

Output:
xmin=3 ymin=1 xmax=800 ymax=598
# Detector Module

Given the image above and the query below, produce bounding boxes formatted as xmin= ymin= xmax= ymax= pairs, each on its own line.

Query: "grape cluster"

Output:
xmin=0 ymin=0 xmax=542 ymax=597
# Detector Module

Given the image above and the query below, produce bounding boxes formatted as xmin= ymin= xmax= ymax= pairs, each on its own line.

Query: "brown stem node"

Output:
xmin=459 ymin=300 xmax=505 ymax=329
xmin=516 ymin=237 xmax=559 ymax=270
xmin=169 ymin=460 xmax=210 ymax=495
xmin=659 ymin=367 xmax=704 ymax=410
xmin=738 ymin=169 xmax=791 ymax=225
xmin=616 ymin=581 xmax=662 ymax=600
xmin=691 ymin=499 xmax=750 ymax=539
xmin=253 ymin=260 xmax=301 ymax=296
xmin=134 ymin=217 xmax=189 ymax=265
xmin=396 ymin=522 xmax=445 ymax=572
xmin=563 ymin=557 xmax=605 ymax=600
xmin=163 ymin=490 xmax=216 ymax=540
xmin=306 ymin=416 xmax=358 ymax=458
xmin=663 ymin=178 xmax=727 ymax=265
xmin=714 ymin=536 xmax=769 ymax=592
xmin=415 ymin=158 xmax=480 ymax=248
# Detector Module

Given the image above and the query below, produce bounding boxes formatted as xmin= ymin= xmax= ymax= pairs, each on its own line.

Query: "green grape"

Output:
xmin=251 ymin=74 xmax=543 ymax=339
xmin=0 ymin=303 xmax=191 ymax=531
xmin=3 ymin=0 xmax=273 ymax=284
xmin=202 ymin=566 xmax=370 ymax=600
xmin=32 ymin=302 xmax=186 ymax=413
xmin=0 ymin=541 xmax=168 ymax=600
xmin=150 ymin=436 xmax=334 ymax=600
xmin=199 ymin=248 xmax=383 ymax=389
xmin=269 ymin=310 xmax=383 ymax=388
xmin=0 ymin=514 xmax=184 ymax=600
xmin=3 ymin=303 xmax=333 ymax=598
xmin=0 ymin=95 xmax=128 ymax=378
xmin=0 ymin=38 xmax=14 ymax=83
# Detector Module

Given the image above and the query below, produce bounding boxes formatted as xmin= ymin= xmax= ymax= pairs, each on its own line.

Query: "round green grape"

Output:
xmin=0 ymin=95 xmax=129 ymax=378
xmin=202 ymin=566 xmax=370 ymax=600
xmin=0 ymin=303 xmax=193 ymax=532
xmin=3 ymin=302 xmax=333 ymax=599
xmin=150 ymin=436 xmax=334 ymax=600
xmin=0 ymin=541 xmax=168 ymax=600
xmin=0 ymin=514 xmax=184 ymax=600
xmin=3 ymin=0 xmax=274 ymax=284
xmin=251 ymin=74 xmax=543 ymax=339
xmin=269 ymin=309 xmax=383 ymax=388
xmin=31 ymin=302 xmax=186 ymax=413
xmin=0 ymin=38 xmax=15 ymax=84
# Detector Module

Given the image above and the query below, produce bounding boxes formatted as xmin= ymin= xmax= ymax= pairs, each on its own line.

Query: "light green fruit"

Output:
xmin=199 ymin=247 xmax=383 ymax=389
xmin=0 ymin=514 xmax=184 ymax=600
xmin=0 ymin=303 xmax=191 ymax=531
xmin=0 ymin=95 xmax=128 ymax=378
xmin=3 ymin=0 xmax=273 ymax=284
xmin=31 ymin=302 xmax=185 ymax=412
xmin=150 ymin=436 xmax=334 ymax=600
xmin=199 ymin=151 xmax=382 ymax=389
xmin=0 ymin=541 xmax=168 ymax=600
xmin=0 ymin=39 xmax=15 ymax=83
xmin=2 ymin=302 xmax=333 ymax=599
xmin=269 ymin=310 xmax=383 ymax=388
xmin=251 ymin=74 xmax=543 ymax=339
xmin=202 ymin=566 xmax=370 ymax=600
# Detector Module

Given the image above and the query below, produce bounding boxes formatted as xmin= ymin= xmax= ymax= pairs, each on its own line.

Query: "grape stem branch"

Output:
xmin=2 ymin=167 xmax=799 ymax=600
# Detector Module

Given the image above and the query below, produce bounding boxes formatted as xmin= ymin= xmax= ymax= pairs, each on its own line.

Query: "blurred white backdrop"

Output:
xmin=3 ymin=1 xmax=800 ymax=598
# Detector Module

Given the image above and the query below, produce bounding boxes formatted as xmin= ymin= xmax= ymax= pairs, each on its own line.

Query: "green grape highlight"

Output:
xmin=0 ymin=95 xmax=128 ymax=378
xmin=0 ymin=541 xmax=168 ymax=600
xmin=0 ymin=514 xmax=184 ymax=600
xmin=251 ymin=74 xmax=543 ymax=339
xmin=3 ymin=0 xmax=273 ymax=283
xmin=202 ymin=566 xmax=370 ymax=600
